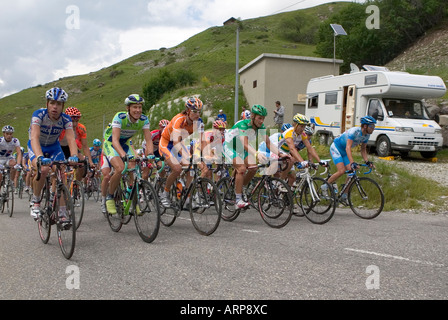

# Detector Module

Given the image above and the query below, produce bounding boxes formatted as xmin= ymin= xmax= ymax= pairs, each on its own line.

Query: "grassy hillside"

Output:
xmin=0 ymin=3 xmax=350 ymax=145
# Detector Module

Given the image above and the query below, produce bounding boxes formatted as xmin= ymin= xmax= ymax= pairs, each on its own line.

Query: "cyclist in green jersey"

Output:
xmin=103 ymin=94 xmax=155 ymax=214
xmin=223 ymin=104 xmax=287 ymax=210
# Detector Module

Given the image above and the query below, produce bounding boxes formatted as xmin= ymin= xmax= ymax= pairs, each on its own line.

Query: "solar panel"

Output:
xmin=330 ymin=24 xmax=347 ymax=36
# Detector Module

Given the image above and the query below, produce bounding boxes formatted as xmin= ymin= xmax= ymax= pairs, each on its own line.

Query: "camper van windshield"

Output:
xmin=384 ymin=99 xmax=429 ymax=120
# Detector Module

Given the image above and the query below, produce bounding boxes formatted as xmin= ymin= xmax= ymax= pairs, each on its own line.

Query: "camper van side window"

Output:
xmin=325 ymin=92 xmax=338 ymax=105
xmin=365 ymin=75 xmax=377 ymax=85
xmin=368 ymin=99 xmax=383 ymax=120
xmin=308 ymin=95 xmax=318 ymax=109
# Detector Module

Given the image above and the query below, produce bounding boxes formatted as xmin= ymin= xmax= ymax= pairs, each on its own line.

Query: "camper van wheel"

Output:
xmin=319 ymin=133 xmax=328 ymax=145
xmin=376 ymin=136 xmax=391 ymax=157
xmin=420 ymin=151 xmax=437 ymax=159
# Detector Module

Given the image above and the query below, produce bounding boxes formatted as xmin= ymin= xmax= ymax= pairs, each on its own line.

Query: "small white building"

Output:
xmin=239 ymin=53 xmax=342 ymax=127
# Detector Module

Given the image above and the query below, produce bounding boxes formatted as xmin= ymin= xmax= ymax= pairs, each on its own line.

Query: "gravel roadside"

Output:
xmin=373 ymin=156 xmax=448 ymax=215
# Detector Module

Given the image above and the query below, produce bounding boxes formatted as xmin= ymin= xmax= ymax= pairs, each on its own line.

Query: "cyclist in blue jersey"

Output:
xmin=28 ymin=87 xmax=79 ymax=221
xmin=326 ymin=116 xmax=376 ymax=204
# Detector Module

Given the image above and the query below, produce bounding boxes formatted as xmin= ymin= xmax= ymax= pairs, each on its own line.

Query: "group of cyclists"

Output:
xmin=0 ymin=86 xmax=378 ymax=229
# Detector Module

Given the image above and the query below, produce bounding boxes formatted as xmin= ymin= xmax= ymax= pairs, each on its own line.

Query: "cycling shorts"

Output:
xmin=159 ymin=138 xmax=189 ymax=165
xmin=102 ymin=140 xmax=135 ymax=163
xmin=330 ymin=142 xmax=350 ymax=166
xmin=27 ymin=140 xmax=65 ymax=163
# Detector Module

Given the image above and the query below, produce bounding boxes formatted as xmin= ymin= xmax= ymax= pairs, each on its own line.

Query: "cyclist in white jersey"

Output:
xmin=0 ymin=125 xmax=22 ymax=194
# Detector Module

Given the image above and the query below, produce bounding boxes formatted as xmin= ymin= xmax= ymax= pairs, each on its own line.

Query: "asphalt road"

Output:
xmin=0 ymin=194 xmax=447 ymax=303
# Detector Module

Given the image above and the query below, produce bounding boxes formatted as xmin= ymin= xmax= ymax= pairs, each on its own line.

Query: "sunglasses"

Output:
xmin=71 ymin=117 xmax=80 ymax=121
xmin=191 ymin=110 xmax=201 ymax=114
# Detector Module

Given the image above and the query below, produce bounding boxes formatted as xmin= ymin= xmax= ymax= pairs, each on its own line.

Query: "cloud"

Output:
xmin=0 ymin=0 xmax=357 ymax=98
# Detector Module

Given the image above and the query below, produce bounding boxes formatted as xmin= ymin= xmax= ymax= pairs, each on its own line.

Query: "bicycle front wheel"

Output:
xmin=349 ymin=177 xmax=384 ymax=219
xmin=71 ymin=180 xmax=85 ymax=230
xmin=56 ymin=184 xmax=76 ymax=260
xmin=106 ymin=185 xmax=125 ymax=232
xmin=189 ymin=177 xmax=221 ymax=236
xmin=1 ymin=181 xmax=14 ymax=217
xmin=155 ymin=177 xmax=178 ymax=227
xmin=300 ymin=177 xmax=335 ymax=225
xmin=258 ymin=177 xmax=293 ymax=228
xmin=134 ymin=180 xmax=160 ymax=243
xmin=38 ymin=181 xmax=51 ymax=244
xmin=216 ymin=176 xmax=240 ymax=222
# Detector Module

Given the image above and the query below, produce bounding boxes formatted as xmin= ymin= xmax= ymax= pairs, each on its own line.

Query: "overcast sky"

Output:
xmin=0 ymin=0 xmax=357 ymax=98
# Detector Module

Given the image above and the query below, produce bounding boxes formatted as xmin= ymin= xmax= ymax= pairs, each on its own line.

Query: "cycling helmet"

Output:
xmin=293 ymin=113 xmax=309 ymax=125
xmin=185 ymin=97 xmax=203 ymax=111
xmin=65 ymin=107 xmax=82 ymax=118
xmin=159 ymin=119 xmax=169 ymax=128
xmin=2 ymin=125 xmax=14 ymax=133
xmin=251 ymin=104 xmax=267 ymax=117
xmin=213 ymin=119 xmax=227 ymax=129
xmin=125 ymin=94 xmax=144 ymax=106
xmin=360 ymin=115 xmax=377 ymax=125
xmin=46 ymin=87 xmax=68 ymax=102
xmin=93 ymin=139 xmax=102 ymax=147
xmin=304 ymin=125 xmax=314 ymax=136
xmin=242 ymin=110 xmax=251 ymax=120
xmin=281 ymin=123 xmax=292 ymax=132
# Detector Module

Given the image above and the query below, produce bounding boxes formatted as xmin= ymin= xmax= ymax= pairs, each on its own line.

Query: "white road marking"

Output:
xmin=344 ymin=248 xmax=445 ymax=267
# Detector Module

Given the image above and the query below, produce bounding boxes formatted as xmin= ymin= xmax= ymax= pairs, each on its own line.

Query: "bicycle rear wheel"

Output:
xmin=216 ymin=176 xmax=240 ymax=222
xmin=2 ymin=181 xmax=14 ymax=217
xmin=134 ymin=180 xmax=160 ymax=243
xmin=106 ymin=185 xmax=125 ymax=232
xmin=38 ymin=181 xmax=51 ymax=244
xmin=189 ymin=177 xmax=221 ymax=236
xmin=56 ymin=184 xmax=76 ymax=260
xmin=300 ymin=177 xmax=335 ymax=225
xmin=71 ymin=180 xmax=85 ymax=230
xmin=93 ymin=177 xmax=101 ymax=202
xmin=349 ymin=177 xmax=384 ymax=219
xmin=258 ymin=177 xmax=293 ymax=228
xmin=155 ymin=177 xmax=178 ymax=227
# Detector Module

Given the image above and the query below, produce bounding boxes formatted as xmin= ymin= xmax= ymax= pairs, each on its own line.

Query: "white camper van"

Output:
xmin=305 ymin=65 xmax=446 ymax=158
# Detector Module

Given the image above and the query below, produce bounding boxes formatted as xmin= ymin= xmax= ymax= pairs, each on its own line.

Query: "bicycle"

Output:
xmin=0 ymin=165 xmax=14 ymax=217
xmin=16 ymin=167 xmax=26 ymax=199
xmin=155 ymin=156 xmax=222 ymax=236
xmin=217 ymin=157 xmax=293 ymax=228
xmin=290 ymin=161 xmax=336 ymax=225
xmin=66 ymin=159 xmax=88 ymax=230
xmin=105 ymin=157 xmax=161 ymax=243
xmin=327 ymin=163 xmax=385 ymax=219
xmin=35 ymin=160 xmax=77 ymax=259
xmin=84 ymin=167 xmax=101 ymax=202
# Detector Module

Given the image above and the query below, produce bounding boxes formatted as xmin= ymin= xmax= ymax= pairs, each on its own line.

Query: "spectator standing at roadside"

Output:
xmin=216 ymin=109 xmax=227 ymax=123
xmin=273 ymin=101 xmax=285 ymax=131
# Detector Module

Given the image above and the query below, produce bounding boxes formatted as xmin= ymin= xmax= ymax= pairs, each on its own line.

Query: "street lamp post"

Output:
xmin=330 ymin=23 xmax=347 ymax=75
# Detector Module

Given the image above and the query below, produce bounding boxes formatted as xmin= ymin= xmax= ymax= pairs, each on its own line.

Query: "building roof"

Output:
xmin=239 ymin=53 xmax=344 ymax=74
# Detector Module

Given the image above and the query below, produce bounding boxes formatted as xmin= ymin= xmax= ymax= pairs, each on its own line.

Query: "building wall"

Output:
xmin=240 ymin=54 xmax=341 ymax=128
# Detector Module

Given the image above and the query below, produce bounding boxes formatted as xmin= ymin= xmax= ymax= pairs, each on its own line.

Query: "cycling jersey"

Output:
xmin=223 ymin=119 xmax=266 ymax=161
xmin=89 ymin=147 xmax=102 ymax=164
xmin=334 ymin=127 xmax=370 ymax=150
xmin=29 ymin=108 xmax=73 ymax=147
xmin=103 ymin=112 xmax=150 ymax=159
xmin=105 ymin=112 xmax=150 ymax=144
xmin=159 ymin=113 xmax=204 ymax=161
xmin=331 ymin=127 xmax=370 ymax=166
xmin=59 ymin=123 xmax=87 ymax=150
xmin=0 ymin=136 xmax=20 ymax=160
xmin=278 ymin=127 xmax=308 ymax=153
